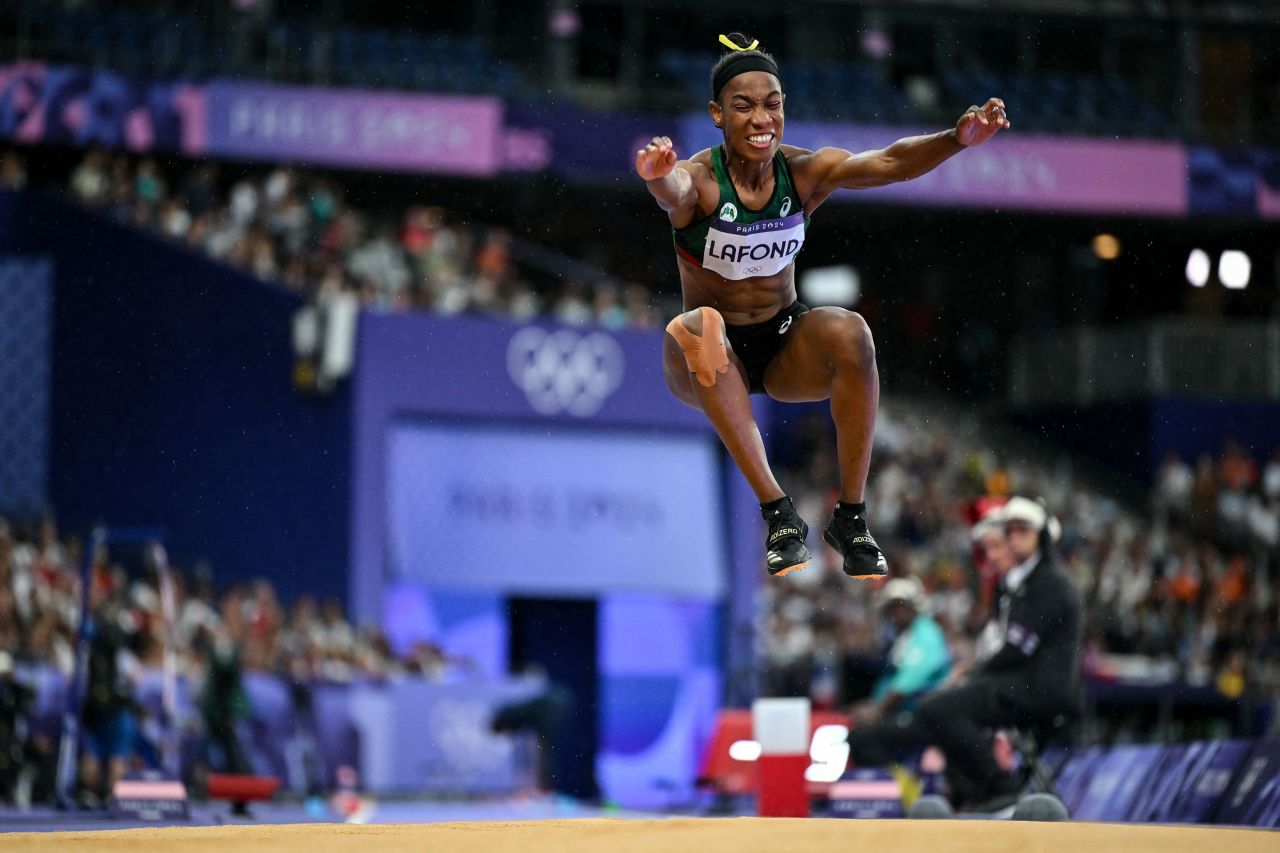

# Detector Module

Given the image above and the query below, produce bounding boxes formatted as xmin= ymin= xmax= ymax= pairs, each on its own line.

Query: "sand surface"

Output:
xmin=3 ymin=818 xmax=1275 ymax=852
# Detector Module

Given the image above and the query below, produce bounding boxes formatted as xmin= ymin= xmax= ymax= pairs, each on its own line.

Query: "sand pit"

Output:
xmin=3 ymin=818 xmax=1275 ymax=853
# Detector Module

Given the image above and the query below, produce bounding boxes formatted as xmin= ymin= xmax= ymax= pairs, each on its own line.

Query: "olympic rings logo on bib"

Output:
xmin=506 ymin=326 xmax=626 ymax=417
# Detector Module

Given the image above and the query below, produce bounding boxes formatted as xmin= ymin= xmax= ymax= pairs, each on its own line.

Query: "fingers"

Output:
xmin=984 ymin=97 xmax=1011 ymax=129
xmin=637 ymin=136 xmax=674 ymax=155
xmin=636 ymin=136 xmax=678 ymax=179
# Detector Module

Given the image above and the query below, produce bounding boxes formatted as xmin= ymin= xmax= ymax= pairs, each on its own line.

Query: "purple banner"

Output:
xmin=1215 ymin=740 xmax=1280 ymax=827
xmin=1073 ymin=744 xmax=1164 ymax=821
xmin=1168 ymin=739 xmax=1254 ymax=823
xmin=200 ymin=82 xmax=503 ymax=175
xmin=0 ymin=62 xmax=200 ymax=151
xmin=503 ymin=105 xmax=675 ymax=178
xmin=679 ymin=114 xmax=1188 ymax=216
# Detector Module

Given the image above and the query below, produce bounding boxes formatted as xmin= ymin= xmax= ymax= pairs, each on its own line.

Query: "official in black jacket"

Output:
xmin=910 ymin=496 xmax=1083 ymax=810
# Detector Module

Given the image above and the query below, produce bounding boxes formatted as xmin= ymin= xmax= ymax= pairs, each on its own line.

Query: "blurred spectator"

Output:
xmin=1154 ymin=450 xmax=1193 ymax=525
xmin=70 ymin=150 xmax=110 ymax=206
xmin=0 ymin=151 xmax=28 ymax=190
xmin=78 ymin=561 xmax=142 ymax=806
xmin=848 ymin=577 xmax=950 ymax=725
xmin=199 ymin=625 xmax=251 ymax=776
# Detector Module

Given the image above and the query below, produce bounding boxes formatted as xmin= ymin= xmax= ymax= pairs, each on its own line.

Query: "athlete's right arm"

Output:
xmin=636 ymin=136 xmax=700 ymax=227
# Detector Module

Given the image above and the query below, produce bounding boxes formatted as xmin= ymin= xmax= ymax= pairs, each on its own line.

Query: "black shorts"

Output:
xmin=724 ymin=301 xmax=809 ymax=395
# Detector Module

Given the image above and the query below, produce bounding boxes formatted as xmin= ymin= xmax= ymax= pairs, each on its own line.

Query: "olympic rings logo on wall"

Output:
xmin=506 ymin=326 xmax=626 ymax=417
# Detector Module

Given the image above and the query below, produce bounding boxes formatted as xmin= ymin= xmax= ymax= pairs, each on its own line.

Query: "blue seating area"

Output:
xmin=326 ymin=26 xmax=532 ymax=98
xmin=939 ymin=67 xmax=1177 ymax=138
xmin=656 ymin=48 xmax=1175 ymax=136
xmin=656 ymin=49 xmax=921 ymax=125
xmin=16 ymin=3 xmax=224 ymax=79
xmin=10 ymin=4 xmax=534 ymax=98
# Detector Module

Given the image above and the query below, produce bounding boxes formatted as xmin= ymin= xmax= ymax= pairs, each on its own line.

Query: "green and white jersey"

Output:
xmin=672 ymin=145 xmax=810 ymax=281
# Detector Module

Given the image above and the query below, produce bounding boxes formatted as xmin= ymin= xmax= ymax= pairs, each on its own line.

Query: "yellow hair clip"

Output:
xmin=719 ymin=34 xmax=759 ymax=51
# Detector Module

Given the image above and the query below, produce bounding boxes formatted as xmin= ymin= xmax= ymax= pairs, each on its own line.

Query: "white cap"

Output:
xmin=879 ymin=576 xmax=925 ymax=611
xmin=997 ymin=496 xmax=1049 ymax=530
xmin=969 ymin=514 xmax=1004 ymax=542
xmin=1047 ymin=515 xmax=1063 ymax=544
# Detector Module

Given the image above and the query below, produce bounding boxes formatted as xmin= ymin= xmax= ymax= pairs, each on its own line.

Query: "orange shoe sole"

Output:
xmin=771 ymin=561 xmax=809 ymax=577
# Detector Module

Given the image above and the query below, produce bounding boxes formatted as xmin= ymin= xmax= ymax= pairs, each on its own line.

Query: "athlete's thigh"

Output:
xmin=662 ymin=327 xmax=751 ymax=410
xmin=762 ymin=306 xmax=865 ymax=402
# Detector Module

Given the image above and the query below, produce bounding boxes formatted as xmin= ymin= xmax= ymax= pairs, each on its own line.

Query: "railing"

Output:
xmin=1010 ymin=320 xmax=1280 ymax=408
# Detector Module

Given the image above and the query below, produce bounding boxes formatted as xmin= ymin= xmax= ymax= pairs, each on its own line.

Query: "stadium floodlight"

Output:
xmin=800 ymin=264 xmax=861 ymax=307
xmin=1185 ymin=248 xmax=1210 ymax=287
xmin=1092 ymin=233 xmax=1120 ymax=261
xmin=1218 ymin=250 xmax=1251 ymax=290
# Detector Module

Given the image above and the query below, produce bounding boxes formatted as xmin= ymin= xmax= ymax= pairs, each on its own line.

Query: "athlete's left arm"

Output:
xmin=805 ymin=98 xmax=1009 ymax=197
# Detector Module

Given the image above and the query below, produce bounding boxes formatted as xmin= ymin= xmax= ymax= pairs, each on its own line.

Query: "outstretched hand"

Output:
xmin=955 ymin=98 xmax=1010 ymax=147
xmin=636 ymin=136 xmax=678 ymax=181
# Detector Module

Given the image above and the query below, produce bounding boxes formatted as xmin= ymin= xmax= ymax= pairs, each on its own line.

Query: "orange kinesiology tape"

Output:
xmin=666 ymin=306 xmax=730 ymax=388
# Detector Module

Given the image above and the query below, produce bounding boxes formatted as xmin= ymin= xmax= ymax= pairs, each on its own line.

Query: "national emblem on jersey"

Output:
xmin=719 ymin=202 xmax=739 ymax=221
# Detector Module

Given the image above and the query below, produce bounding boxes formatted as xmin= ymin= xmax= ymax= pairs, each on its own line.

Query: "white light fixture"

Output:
xmin=1219 ymin=250 xmax=1251 ymax=290
xmin=800 ymin=265 xmax=861 ymax=307
xmin=1185 ymin=248 xmax=1210 ymax=288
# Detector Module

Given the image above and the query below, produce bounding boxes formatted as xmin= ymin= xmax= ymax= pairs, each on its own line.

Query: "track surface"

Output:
xmin=3 ymin=818 xmax=1275 ymax=852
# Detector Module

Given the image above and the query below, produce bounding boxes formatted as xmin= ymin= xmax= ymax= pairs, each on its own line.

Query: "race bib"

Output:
xmin=702 ymin=211 xmax=805 ymax=281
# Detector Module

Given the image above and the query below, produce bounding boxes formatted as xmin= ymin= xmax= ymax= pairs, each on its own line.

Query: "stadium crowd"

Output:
xmin=760 ymin=403 xmax=1280 ymax=727
xmin=0 ymin=147 xmax=665 ymax=331
xmin=0 ymin=514 xmax=460 ymax=806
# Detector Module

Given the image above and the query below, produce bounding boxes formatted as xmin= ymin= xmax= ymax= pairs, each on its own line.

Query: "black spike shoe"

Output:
xmin=762 ymin=496 xmax=811 ymax=577
xmin=823 ymin=503 xmax=889 ymax=579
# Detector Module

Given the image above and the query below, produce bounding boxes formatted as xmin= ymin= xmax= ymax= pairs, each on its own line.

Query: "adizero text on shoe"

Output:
xmin=763 ymin=497 xmax=811 ymax=577
xmin=823 ymin=511 xmax=889 ymax=579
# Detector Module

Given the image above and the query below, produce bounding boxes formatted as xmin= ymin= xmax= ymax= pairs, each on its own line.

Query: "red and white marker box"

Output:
xmin=753 ymin=697 xmax=811 ymax=817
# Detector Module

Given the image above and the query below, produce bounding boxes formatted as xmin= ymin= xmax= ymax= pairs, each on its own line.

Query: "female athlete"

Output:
xmin=636 ymin=33 xmax=1008 ymax=579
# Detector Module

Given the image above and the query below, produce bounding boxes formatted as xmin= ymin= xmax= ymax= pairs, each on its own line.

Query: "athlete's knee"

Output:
xmin=662 ymin=342 xmax=698 ymax=404
xmin=824 ymin=309 xmax=875 ymax=370
xmin=665 ymin=306 xmax=730 ymax=388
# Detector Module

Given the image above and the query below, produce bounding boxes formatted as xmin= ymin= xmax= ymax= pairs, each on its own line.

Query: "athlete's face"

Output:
xmin=710 ymin=71 xmax=784 ymax=164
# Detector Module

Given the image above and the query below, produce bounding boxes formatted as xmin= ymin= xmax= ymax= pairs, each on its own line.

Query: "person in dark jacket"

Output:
xmin=846 ymin=496 xmax=1082 ymax=809
xmin=910 ymin=495 xmax=1083 ymax=810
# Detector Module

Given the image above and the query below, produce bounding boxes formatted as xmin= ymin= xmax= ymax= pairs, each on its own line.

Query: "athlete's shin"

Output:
xmin=830 ymin=312 xmax=878 ymax=504
xmin=665 ymin=306 xmax=730 ymax=388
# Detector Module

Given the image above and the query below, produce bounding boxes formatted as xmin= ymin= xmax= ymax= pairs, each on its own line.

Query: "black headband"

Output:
xmin=712 ymin=53 xmax=781 ymax=99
